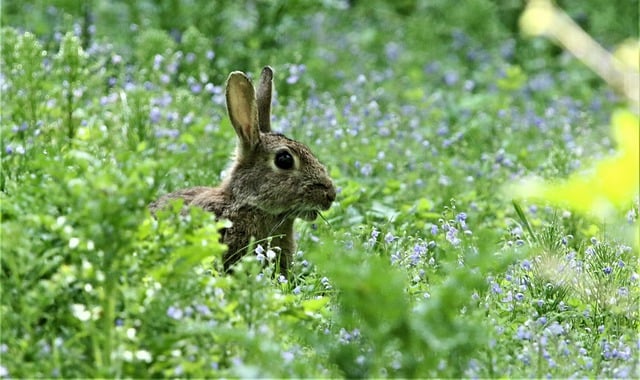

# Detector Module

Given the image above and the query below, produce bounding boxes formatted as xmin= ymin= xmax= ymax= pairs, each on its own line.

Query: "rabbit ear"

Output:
xmin=256 ymin=66 xmax=273 ymax=133
xmin=226 ymin=71 xmax=260 ymax=151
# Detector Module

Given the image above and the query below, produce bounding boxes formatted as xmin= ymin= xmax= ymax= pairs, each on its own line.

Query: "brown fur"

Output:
xmin=149 ymin=67 xmax=336 ymax=275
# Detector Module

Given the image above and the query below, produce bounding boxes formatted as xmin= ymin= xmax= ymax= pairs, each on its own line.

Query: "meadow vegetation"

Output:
xmin=1 ymin=0 xmax=638 ymax=377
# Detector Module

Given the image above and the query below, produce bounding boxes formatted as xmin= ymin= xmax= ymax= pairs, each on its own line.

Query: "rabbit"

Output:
xmin=149 ymin=66 xmax=336 ymax=275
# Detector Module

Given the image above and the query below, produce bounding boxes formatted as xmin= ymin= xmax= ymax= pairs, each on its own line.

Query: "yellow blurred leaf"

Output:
xmin=519 ymin=0 xmax=555 ymax=37
xmin=614 ymin=39 xmax=640 ymax=72
xmin=508 ymin=109 xmax=639 ymax=218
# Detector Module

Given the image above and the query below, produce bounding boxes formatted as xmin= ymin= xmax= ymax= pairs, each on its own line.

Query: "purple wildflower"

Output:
xmin=384 ymin=232 xmax=395 ymax=243
xmin=167 ymin=306 xmax=183 ymax=320
xmin=446 ymin=226 xmax=461 ymax=246
xmin=516 ymin=325 xmax=531 ymax=340
xmin=149 ymin=107 xmax=161 ymax=124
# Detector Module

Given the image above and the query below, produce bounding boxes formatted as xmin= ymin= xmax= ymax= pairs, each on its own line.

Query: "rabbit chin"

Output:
xmin=299 ymin=210 xmax=319 ymax=221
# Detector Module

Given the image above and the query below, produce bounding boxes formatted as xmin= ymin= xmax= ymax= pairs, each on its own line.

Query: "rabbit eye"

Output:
xmin=275 ymin=150 xmax=294 ymax=170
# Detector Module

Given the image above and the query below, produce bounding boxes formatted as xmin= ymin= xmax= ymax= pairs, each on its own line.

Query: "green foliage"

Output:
xmin=1 ymin=0 xmax=638 ymax=378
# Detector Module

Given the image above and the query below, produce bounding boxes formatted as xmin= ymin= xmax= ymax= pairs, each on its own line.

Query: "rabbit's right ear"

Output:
xmin=256 ymin=66 xmax=273 ymax=133
xmin=226 ymin=71 xmax=260 ymax=151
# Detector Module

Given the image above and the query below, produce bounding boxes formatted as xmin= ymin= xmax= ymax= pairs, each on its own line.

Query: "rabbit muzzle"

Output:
xmin=314 ymin=180 xmax=336 ymax=210
xmin=298 ymin=180 xmax=336 ymax=221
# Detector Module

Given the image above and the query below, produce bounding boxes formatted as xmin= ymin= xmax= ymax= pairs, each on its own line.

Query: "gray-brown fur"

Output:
xmin=149 ymin=66 xmax=336 ymax=275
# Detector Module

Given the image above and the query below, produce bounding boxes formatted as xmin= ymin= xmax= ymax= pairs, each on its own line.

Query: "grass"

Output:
xmin=1 ymin=0 xmax=638 ymax=378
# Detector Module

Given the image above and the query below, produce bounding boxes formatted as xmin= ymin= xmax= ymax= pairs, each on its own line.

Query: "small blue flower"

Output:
xmin=516 ymin=325 xmax=531 ymax=340
xmin=455 ymin=212 xmax=467 ymax=223
xmin=517 ymin=352 xmax=530 ymax=366
xmin=424 ymin=61 xmax=440 ymax=74
xmin=182 ymin=113 xmax=194 ymax=125
xmin=195 ymin=304 xmax=211 ymax=316
xmin=413 ymin=243 xmax=427 ymax=255
xmin=153 ymin=54 xmax=164 ymax=70
xmin=545 ymin=321 xmax=564 ymax=335
xmin=190 ymin=83 xmax=202 ymax=94
xmin=360 ymin=163 xmax=372 ymax=176
xmin=384 ymin=232 xmax=395 ymax=243
xmin=446 ymin=226 xmax=461 ymax=246
xmin=286 ymin=64 xmax=306 ymax=84
xmin=281 ymin=351 xmax=295 ymax=363
xmin=167 ymin=306 xmax=183 ymax=320
xmin=149 ymin=107 xmax=162 ymax=124
xmin=338 ymin=328 xmax=360 ymax=343
xmin=443 ymin=71 xmax=459 ymax=86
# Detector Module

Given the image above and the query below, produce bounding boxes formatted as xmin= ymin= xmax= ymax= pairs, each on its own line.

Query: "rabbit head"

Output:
xmin=223 ymin=67 xmax=336 ymax=221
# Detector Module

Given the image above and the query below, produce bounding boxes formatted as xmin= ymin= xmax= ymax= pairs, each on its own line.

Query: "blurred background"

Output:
xmin=3 ymin=0 xmax=638 ymax=88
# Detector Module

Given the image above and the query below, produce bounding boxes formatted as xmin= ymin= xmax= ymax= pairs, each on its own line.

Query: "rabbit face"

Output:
xmin=230 ymin=132 xmax=336 ymax=220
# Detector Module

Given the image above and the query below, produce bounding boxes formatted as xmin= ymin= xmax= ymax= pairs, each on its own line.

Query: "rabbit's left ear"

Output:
xmin=226 ymin=71 xmax=260 ymax=151
xmin=256 ymin=66 xmax=273 ymax=133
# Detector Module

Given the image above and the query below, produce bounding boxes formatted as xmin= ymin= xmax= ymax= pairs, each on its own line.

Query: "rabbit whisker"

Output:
xmin=317 ymin=212 xmax=332 ymax=227
xmin=269 ymin=209 xmax=297 ymax=236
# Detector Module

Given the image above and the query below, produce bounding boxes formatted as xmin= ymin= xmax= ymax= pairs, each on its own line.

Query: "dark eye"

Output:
xmin=275 ymin=150 xmax=294 ymax=170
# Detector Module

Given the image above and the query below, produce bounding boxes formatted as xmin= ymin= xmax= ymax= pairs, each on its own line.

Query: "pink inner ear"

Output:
xmin=226 ymin=73 xmax=259 ymax=148
xmin=228 ymin=94 xmax=254 ymax=140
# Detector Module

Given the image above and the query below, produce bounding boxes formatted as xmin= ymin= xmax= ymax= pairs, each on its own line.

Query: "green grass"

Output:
xmin=1 ymin=1 xmax=638 ymax=378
